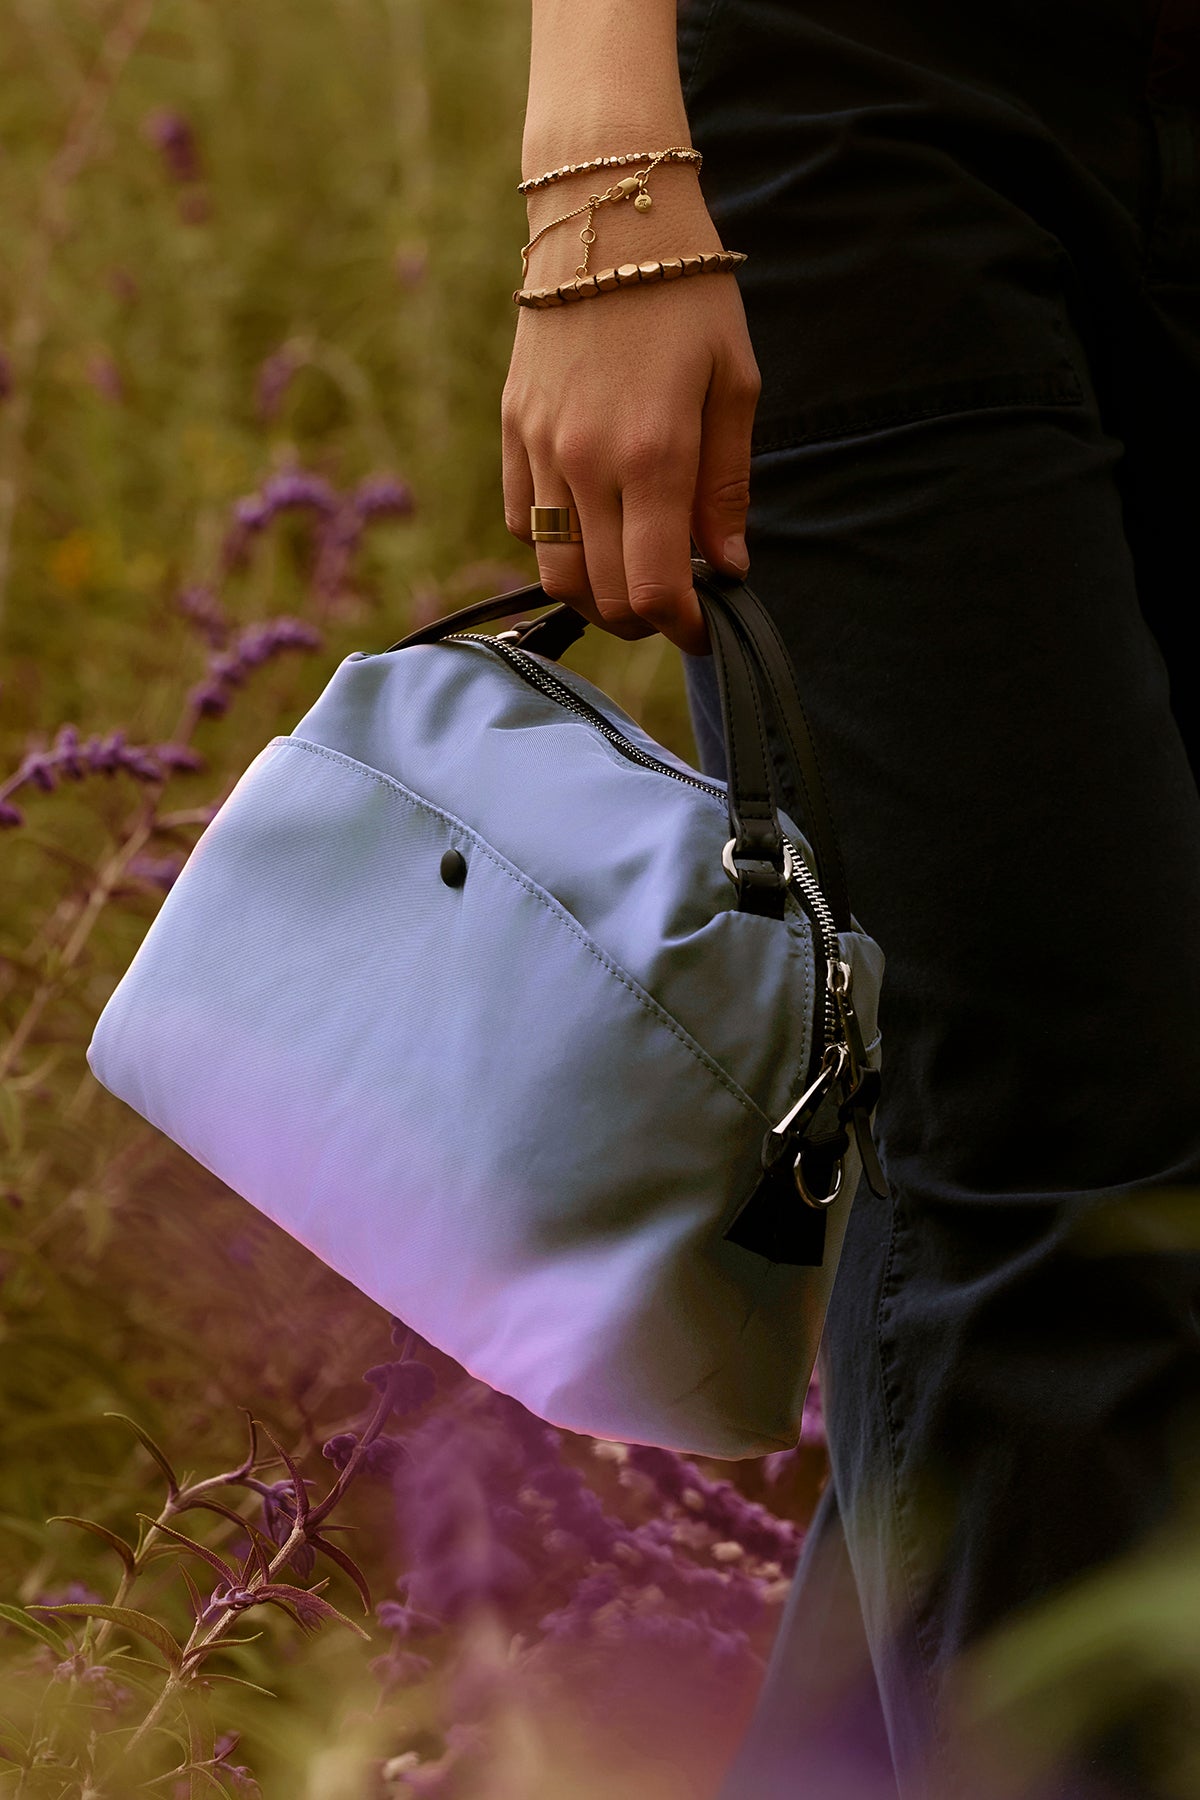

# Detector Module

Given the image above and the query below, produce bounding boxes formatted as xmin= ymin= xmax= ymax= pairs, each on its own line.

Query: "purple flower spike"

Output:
xmin=364 ymin=1358 xmax=436 ymax=1416
xmin=0 ymin=800 xmax=25 ymax=828
xmin=144 ymin=109 xmax=203 ymax=185
xmin=175 ymin=583 xmax=230 ymax=647
xmin=127 ymin=853 xmax=186 ymax=892
xmin=221 ymin=472 xmax=338 ymax=570
xmin=52 ymin=724 xmax=85 ymax=779
xmin=353 ymin=474 xmax=415 ymax=521
xmin=153 ymin=742 xmax=205 ymax=772
xmin=375 ymin=1600 xmax=443 ymax=1639
xmin=188 ymin=618 xmax=321 ymax=721
xmin=18 ymin=752 xmax=58 ymax=793
xmin=261 ymin=470 xmax=338 ymax=516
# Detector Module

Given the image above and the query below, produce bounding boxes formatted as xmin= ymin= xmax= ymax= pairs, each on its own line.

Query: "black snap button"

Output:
xmin=440 ymin=848 xmax=468 ymax=887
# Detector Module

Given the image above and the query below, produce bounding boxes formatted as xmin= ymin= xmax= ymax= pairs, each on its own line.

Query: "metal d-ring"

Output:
xmin=795 ymin=1150 xmax=845 ymax=1209
xmin=722 ymin=836 xmax=795 ymax=890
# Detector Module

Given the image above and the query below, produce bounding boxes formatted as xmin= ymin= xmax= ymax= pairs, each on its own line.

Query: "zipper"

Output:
xmin=446 ymin=628 xmax=842 ymax=1055
xmin=444 ymin=629 xmax=883 ymax=1200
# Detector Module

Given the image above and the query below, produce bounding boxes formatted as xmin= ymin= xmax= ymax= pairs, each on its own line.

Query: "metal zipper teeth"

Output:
xmin=446 ymin=630 xmax=843 ymax=1050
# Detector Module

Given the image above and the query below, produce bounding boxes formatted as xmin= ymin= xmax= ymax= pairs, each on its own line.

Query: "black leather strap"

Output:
xmin=384 ymin=556 xmax=850 ymax=928
xmin=693 ymin=567 xmax=852 ymax=931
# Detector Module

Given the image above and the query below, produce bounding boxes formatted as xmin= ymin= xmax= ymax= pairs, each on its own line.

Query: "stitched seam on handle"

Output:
xmin=272 ymin=735 xmax=772 ymax=1124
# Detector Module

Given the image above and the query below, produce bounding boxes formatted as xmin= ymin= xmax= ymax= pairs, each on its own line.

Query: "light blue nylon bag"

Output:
xmin=87 ymin=561 xmax=884 ymax=1458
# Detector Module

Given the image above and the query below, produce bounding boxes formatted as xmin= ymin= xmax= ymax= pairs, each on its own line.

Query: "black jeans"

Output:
xmin=674 ymin=3 xmax=1200 ymax=1796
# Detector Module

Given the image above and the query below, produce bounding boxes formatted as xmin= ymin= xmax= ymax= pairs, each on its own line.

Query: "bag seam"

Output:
xmin=271 ymin=734 xmax=773 ymax=1126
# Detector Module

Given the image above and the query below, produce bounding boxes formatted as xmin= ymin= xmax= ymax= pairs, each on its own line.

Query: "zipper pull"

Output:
xmin=761 ymin=1042 xmax=853 ymax=1210
xmin=828 ymin=958 xmax=890 ymax=1200
xmin=762 ymin=1042 xmax=847 ymax=1172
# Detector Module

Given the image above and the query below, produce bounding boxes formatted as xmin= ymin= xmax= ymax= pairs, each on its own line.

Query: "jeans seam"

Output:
xmin=680 ymin=0 xmax=725 ymax=109
xmin=875 ymin=1185 xmax=961 ymax=1795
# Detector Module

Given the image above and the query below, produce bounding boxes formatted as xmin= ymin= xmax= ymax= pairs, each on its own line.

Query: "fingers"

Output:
xmin=500 ymin=320 xmax=760 ymax=656
xmin=620 ymin=438 xmax=712 ymax=658
xmin=689 ymin=352 xmax=762 ymax=579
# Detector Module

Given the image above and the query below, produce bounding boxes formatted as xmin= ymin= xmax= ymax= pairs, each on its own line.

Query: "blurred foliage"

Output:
xmin=0 ymin=2 xmax=788 ymax=1793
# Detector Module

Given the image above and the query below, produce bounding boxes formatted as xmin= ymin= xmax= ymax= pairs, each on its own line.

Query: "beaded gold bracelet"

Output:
xmin=518 ymin=146 xmax=702 ymax=195
xmin=513 ymin=251 xmax=748 ymax=309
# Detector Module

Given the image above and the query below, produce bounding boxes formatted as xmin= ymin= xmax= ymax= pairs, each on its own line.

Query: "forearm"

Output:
xmin=523 ymin=0 xmax=691 ymax=175
xmin=522 ymin=0 xmax=722 ymax=288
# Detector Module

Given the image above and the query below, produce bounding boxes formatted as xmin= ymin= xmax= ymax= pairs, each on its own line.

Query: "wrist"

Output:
xmin=521 ymin=162 xmax=719 ymax=290
xmin=521 ymin=109 xmax=693 ymax=188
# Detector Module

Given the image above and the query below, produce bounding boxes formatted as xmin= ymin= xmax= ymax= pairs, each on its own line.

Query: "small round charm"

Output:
xmin=633 ymin=192 xmax=653 ymax=212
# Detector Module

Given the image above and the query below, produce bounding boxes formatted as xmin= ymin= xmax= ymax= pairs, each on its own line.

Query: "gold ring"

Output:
xmin=531 ymin=503 xmax=582 ymax=544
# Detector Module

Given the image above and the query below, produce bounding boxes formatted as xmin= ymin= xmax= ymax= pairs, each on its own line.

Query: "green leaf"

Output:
xmin=262 ymin=1584 xmax=371 ymax=1641
xmin=103 ymin=1412 xmax=180 ymax=1498
xmin=0 ymin=1602 xmax=70 ymax=1655
xmin=194 ymin=1671 xmax=278 ymax=1698
xmin=47 ymin=1514 xmax=137 ymax=1575
xmin=309 ymin=1530 xmax=372 ymax=1614
xmin=134 ymin=1513 xmax=237 ymax=1583
xmin=26 ymin=1603 xmax=183 ymax=1669
xmin=178 ymin=1562 xmax=206 ymax=1621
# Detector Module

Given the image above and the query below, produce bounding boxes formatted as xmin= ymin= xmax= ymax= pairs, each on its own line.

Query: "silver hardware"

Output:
xmin=795 ymin=1151 xmax=844 ymax=1209
xmin=771 ymin=1041 xmax=847 ymax=1138
xmin=446 ymin=632 xmax=727 ymax=797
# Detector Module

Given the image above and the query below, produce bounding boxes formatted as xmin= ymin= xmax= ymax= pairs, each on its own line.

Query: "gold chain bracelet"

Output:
xmin=518 ymin=146 xmax=701 ymax=195
xmin=513 ymin=251 xmax=748 ymax=309
xmin=520 ymin=145 xmax=698 ymax=286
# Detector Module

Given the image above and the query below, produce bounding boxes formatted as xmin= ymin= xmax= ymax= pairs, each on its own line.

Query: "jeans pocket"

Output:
xmin=747 ymin=362 xmax=1087 ymax=458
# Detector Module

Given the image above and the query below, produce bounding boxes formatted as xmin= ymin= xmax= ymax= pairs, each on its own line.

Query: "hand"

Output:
xmin=501 ymin=221 xmax=762 ymax=658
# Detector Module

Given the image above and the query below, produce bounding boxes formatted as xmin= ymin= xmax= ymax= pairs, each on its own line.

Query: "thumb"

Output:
xmin=691 ymin=357 xmax=761 ymax=578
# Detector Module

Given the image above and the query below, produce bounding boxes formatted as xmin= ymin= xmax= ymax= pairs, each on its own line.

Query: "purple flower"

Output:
xmin=175 ymin=583 xmax=230 ymax=647
xmin=201 ymin=1581 xmax=259 ymax=1623
xmin=221 ymin=471 xmax=338 ymax=570
xmin=0 ymin=800 xmax=24 ymax=828
xmin=369 ymin=1646 xmax=434 ymax=1694
xmin=321 ymin=1432 xmax=358 ymax=1471
xmin=363 ymin=1358 xmax=436 ymax=1416
xmin=375 ymin=1600 xmax=442 ymax=1639
xmin=126 ymin=853 xmax=186 ymax=892
xmin=144 ymin=109 xmax=203 ymax=185
xmin=186 ymin=617 xmax=322 ymax=720
xmin=353 ymin=474 xmax=414 ymax=521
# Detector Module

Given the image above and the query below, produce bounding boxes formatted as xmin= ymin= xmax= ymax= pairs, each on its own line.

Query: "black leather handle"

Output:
xmin=384 ymin=556 xmax=851 ymax=930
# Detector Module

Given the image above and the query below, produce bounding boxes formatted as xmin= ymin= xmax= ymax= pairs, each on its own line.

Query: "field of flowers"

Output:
xmin=5 ymin=4 xmax=1200 ymax=1798
xmin=0 ymin=4 xmax=832 ymax=1794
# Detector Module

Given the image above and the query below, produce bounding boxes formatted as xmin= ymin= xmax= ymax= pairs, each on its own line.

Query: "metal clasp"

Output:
xmin=722 ymin=836 xmax=795 ymax=890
